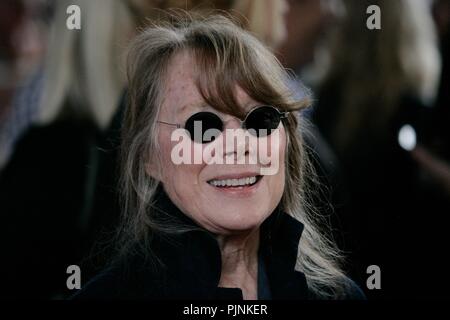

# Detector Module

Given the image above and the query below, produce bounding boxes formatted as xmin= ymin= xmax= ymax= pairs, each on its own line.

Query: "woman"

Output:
xmin=73 ymin=14 xmax=364 ymax=300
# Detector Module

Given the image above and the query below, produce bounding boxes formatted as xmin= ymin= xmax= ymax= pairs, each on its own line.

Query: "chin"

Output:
xmin=211 ymin=209 xmax=270 ymax=234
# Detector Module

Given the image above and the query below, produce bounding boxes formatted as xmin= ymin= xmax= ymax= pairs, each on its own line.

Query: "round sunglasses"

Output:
xmin=157 ymin=105 xmax=290 ymax=144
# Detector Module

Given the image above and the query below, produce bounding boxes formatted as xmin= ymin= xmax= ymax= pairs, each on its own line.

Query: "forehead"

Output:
xmin=162 ymin=51 xmax=254 ymax=114
xmin=163 ymin=51 xmax=199 ymax=110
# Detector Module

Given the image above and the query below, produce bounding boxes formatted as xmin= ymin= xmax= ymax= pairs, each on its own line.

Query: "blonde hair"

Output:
xmin=118 ymin=12 xmax=351 ymax=299
xmin=321 ymin=0 xmax=441 ymax=150
xmin=37 ymin=0 xmax=134 ymax=129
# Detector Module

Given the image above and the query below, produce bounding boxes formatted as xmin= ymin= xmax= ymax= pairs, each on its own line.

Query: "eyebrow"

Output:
xmin=243 ymin=100 xmax=258 ymax=110
xmin=180 ymin=101 xmax=208 ymax=114
xmin=179 ymin=99 xmax=258 ymax=116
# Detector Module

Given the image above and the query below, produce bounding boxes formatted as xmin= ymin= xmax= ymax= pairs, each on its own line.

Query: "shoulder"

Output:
xmin=70 ymin=257 xmax=165 ymax=300
xmin=69 ymin=266 xmax=125 ymax=300
xmin=341 ymin=277 xmax=366 ymax=300
xmin=307 ymin=277 xmax=366 ymax=300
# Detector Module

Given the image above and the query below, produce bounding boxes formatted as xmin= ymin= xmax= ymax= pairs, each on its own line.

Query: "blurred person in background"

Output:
xmin=0 ymin=0 xmax=26 ymax=120
xmin=412 ymin=0 xmax=450 ymax=196
xmin=0 ymin=0 xmax=50 ymax=169
xmin=312 ymin=0 xmax=446 ymax=298
xmin=275 ymin=0 xmax=351 ymax=265
xmin=0 ymin=0 xmax=137 ymax=299
xmin=277 ymin=0 xmax=340 ymax=83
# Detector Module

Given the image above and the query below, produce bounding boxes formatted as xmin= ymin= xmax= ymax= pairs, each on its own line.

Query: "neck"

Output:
xmin=217 ymin=228 xmax=260 ymax=300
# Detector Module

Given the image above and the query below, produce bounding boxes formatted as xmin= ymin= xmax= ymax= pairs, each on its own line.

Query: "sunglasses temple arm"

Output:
xmin=157 ymin=121 xmax=182 ymax=128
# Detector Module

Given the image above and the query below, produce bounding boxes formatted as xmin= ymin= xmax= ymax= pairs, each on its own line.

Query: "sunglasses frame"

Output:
xmin=157 ymin=105 xmax=290 ymax=134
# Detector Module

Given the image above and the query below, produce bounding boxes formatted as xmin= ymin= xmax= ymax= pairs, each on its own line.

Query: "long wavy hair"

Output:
xmin=118 ymin=12 xmax=351 ymax=299
xmin=320 ymin=0 xmax=441 ymax=152
xmin=37 ymin=0 xmax=136 ymax=130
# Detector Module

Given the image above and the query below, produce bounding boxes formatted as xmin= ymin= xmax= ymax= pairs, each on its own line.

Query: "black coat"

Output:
xmin=72 ymin=189 xmax=365 ymax=300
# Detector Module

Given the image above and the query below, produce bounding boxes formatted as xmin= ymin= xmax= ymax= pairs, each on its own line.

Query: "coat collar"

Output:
xmin=145 ymin=186 xmax=309 ymax=299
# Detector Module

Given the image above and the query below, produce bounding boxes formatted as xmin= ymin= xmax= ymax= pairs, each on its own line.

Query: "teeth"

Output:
xmin=209 ymin=176 xmax=258 ymax=187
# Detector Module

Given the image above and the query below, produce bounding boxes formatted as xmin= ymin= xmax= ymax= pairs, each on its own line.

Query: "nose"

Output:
xmin=222 ymin=116 xmax=243 ymax=130
xmin=220 ymin=116 xmax=251 ymax=162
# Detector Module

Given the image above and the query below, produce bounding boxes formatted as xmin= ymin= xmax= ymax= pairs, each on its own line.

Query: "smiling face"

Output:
xmin=150 ymin=51 xmax=287 ymax=235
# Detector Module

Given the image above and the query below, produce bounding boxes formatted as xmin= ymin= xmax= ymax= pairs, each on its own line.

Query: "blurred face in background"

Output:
xmin=432 ymin=0 xmax=450 ymax=37
xmin=277 ymin=0 xmax=337 ymax=70
xmin=0 ymin=0 xmax=49 ymax=116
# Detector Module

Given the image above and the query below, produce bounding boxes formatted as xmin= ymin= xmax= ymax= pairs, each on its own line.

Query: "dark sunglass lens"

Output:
xmin=185 ymin=112 xmax=223 ymax=143
xmin=245 ymin=106 xmax=281 ymax=137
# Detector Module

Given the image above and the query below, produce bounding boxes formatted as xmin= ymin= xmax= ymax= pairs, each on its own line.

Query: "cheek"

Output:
xmin=157 ymin=133 xmax=210 ymax=224
xmin=257 ymin=126 xmax=287 ymax=176
xmin=158 ymin=131 xmax=176 ymax=178
xmin=280 ymin=129 xmax=287 ymax=164
xmin=158 ymin=130 xmax=205 ymax=186
xmin=265 ymin=128 xmax=287 ymax=197
xmin=272 ymin=130 xmax=287 ymax=184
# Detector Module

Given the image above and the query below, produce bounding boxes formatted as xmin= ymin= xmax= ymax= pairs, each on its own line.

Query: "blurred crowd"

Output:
xmin=0 ymin=0 xmax=448 ymax=299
